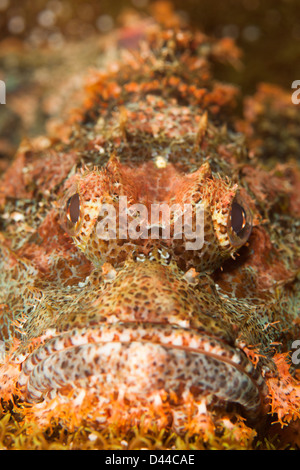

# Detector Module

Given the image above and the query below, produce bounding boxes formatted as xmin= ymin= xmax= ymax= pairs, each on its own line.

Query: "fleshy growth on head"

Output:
xmin=60 ymin=159 xmax=252 ymax=272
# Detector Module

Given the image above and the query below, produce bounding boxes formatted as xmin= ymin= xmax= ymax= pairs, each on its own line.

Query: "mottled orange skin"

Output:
xmin=0 ymin=21 xmax=300 ymax=446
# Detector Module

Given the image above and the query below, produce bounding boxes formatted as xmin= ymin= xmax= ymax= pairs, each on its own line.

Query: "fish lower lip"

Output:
xmin=17 ymin=322 xmax=266 ymax=417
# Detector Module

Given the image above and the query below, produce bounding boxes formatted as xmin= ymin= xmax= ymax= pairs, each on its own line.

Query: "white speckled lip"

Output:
xmin=17 ymin=322 xmax=266 ymax=418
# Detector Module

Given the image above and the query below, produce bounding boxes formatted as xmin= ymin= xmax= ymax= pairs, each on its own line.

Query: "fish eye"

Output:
xmin=66 ymin=193 xmax=80 ymax=224
xmin=231 ymin=201 xmax=246 ymax=235
xmin=227 ymin=194 xmax=252 ymax=246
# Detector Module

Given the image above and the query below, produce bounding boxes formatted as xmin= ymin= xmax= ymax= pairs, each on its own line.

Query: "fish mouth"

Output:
xmin=17 ymin=322 xmax=267 ymax=419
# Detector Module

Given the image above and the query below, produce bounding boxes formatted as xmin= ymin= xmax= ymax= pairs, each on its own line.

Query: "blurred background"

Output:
xmin=0 ymin=0 xmax=299 ymax=159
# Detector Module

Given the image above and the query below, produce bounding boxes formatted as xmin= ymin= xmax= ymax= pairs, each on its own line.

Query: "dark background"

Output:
xmin=0 ymin=0 xmax=299 ymax=91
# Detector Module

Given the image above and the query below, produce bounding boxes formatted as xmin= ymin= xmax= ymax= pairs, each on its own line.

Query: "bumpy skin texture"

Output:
xmin=0 ymin=22 xmax=300 ymax=445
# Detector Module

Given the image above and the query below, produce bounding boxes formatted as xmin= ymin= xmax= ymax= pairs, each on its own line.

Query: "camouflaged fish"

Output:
xmin=0 ymin=21 xmax=300 ymax=439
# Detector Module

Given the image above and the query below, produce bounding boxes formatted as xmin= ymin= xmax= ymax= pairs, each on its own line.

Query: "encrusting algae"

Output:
xmin=0 ymin=8 xmax=300 ymax=450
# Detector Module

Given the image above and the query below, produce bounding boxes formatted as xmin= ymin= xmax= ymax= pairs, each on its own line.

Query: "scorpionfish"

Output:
xmin=0 ymin=18 xmax=300 ymax=447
